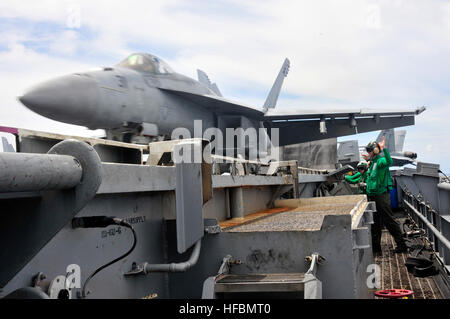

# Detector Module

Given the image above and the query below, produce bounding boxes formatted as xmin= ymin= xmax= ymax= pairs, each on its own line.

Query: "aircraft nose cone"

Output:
xmin=19 ymin=74 xmax=99 ymax=126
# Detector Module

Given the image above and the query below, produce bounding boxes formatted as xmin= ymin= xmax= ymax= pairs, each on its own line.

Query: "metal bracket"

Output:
xmin=365 ymin=201 xmax=377 ymax=213
xmin=124 ymin=262 xmax=146 ymax=276
xmin=363 ymin=202 xmax=375 ymax=225
xmin=266 ymin=160 xmax=299 ymax=198
xmin=31 ymin=272 xmax=71 ymax=299
xmin=204 ymin=224 xmax=221 ymax=234
xmin=201 ymin=254 xmax=242 ymax=299
xmin=305 ymin=253 xmax=325 ymax=276
xmin=217 ymin=255 xmax=242 ymax=276
xmin=304 ymin=253 xmax=324 ymax=299
xmin=48 ymin=275 xmax=71 ymax=299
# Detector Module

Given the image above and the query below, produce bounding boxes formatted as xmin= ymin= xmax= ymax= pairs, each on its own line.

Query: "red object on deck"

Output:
xmin=375 ymin=289 xmax=414 ymax=298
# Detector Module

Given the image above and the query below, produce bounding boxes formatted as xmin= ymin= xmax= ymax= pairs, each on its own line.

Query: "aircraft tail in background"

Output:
xmin=263 ymin=58 xmax=290 ymax=113
xmin=376 ymin=129 xmax=416 ymax=165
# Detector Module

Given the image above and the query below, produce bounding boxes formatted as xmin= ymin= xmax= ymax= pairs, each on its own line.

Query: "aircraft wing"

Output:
xmin=160 ymin=88 xmax=265 ymax=117
xmin=391 ymin=156 xmax=415 ymax=167
xmin=161 ymin=86 xmax=425 ymax=146
xmin=263 ymin=107 xmax=426 ymax=146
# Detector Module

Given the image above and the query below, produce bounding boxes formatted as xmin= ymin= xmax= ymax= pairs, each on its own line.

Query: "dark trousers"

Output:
xmin=369 ymin=192 xmax=405 ymax=251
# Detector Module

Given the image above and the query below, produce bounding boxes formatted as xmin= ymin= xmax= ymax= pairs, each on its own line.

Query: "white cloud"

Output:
xmin=0 ymin=38 xmax=97 ymax=136
xmin=48 ymin=30 xmax=80 ymax=55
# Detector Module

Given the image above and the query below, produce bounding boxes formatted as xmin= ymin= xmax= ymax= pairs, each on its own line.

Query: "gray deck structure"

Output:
xmin=0 ymin=127 xmax=448 ymax=299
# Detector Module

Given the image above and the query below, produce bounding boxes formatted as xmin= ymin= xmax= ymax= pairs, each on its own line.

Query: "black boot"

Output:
xmin=372 ymin=245 xmax=382 ymax=256
xmin=393 ymin=243 xmax=408 ymax=253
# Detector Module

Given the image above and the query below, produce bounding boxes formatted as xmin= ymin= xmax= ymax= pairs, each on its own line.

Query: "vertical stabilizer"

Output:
xmin=394 ymin=130 xmax=406 ymax=153
xmin=376 ymin=129 xmax=407 ymax=154
xmin=263 ymin=58 xmax=290 ymax=113
xmin=376 ymin=129 xmax=395 ymax=153
xmin=197 ymin=69 xmax=222 ymax=96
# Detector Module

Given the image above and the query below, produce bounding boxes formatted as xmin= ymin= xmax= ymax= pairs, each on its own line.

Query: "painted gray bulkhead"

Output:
xmin=0 ymin=133 xmax=376 ymax=299
xmin=4 ymin=130 xmax=449 ymax=299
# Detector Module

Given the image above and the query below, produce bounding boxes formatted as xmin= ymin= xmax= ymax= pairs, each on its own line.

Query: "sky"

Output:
xmin=0 ymin=0 xmax=449 ymax=172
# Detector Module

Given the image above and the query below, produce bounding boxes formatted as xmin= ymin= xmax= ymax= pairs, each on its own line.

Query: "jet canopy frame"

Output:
xmin=116 ymin=53 xmax=174 ymax=74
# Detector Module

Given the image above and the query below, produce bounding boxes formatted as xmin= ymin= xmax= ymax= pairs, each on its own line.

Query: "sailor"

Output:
xmin=345 ymin=161 xmax=369 ymax=193
xmin=365 ymin=137 xmax=408 ymax=254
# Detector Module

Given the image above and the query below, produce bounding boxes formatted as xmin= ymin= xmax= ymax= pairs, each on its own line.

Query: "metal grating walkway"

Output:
xmin=374 ymin=229 xmax=443 ymax=299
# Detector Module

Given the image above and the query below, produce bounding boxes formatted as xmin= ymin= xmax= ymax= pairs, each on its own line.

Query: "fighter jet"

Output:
xmin=19 ymin=52 xmax=425 ymax=149
xmin=375 ymin=129 xmax=417 ymax=166
xmin=338 ymin=129 xmax=417 ymax=167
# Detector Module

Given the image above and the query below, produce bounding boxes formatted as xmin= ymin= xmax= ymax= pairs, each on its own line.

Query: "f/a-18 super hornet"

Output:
xmin=19 ymin=52 xmax=425 ymax=149
xmin=375 ymin=129 xmax=417 ymax=166
xmin=338 ymin=128 xmax=418 ymax=168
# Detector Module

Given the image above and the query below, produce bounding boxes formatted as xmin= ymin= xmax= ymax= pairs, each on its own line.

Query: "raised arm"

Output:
xmin=378 ymin=136 xmax=393 ymax=168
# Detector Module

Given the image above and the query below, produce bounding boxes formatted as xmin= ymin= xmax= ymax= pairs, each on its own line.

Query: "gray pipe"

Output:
xmin=403 ymin=199 xmax=450 ymax=251
xmin=230 ymin=187 xmax=244 ymax=219
xmin=0 ymin=152 xmax=82 ymax=192
xmin=437 ymin=182 xmax=450 ymax=192
xmin=144 ymin=240 xmax=201 ymax=273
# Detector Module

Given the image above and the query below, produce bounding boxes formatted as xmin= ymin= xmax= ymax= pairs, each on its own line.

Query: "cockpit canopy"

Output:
xmin=116 ymin=53 xmax=174 ymax=74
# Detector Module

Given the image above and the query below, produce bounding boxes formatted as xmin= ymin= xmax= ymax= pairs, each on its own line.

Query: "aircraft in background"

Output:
xmin=19 ymin=53 xmax=425 ymax=151
xmin=375 ymin=129 xmax=417 ymax=166
xmin=338 ymin=128 xmax=417 ymax=168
